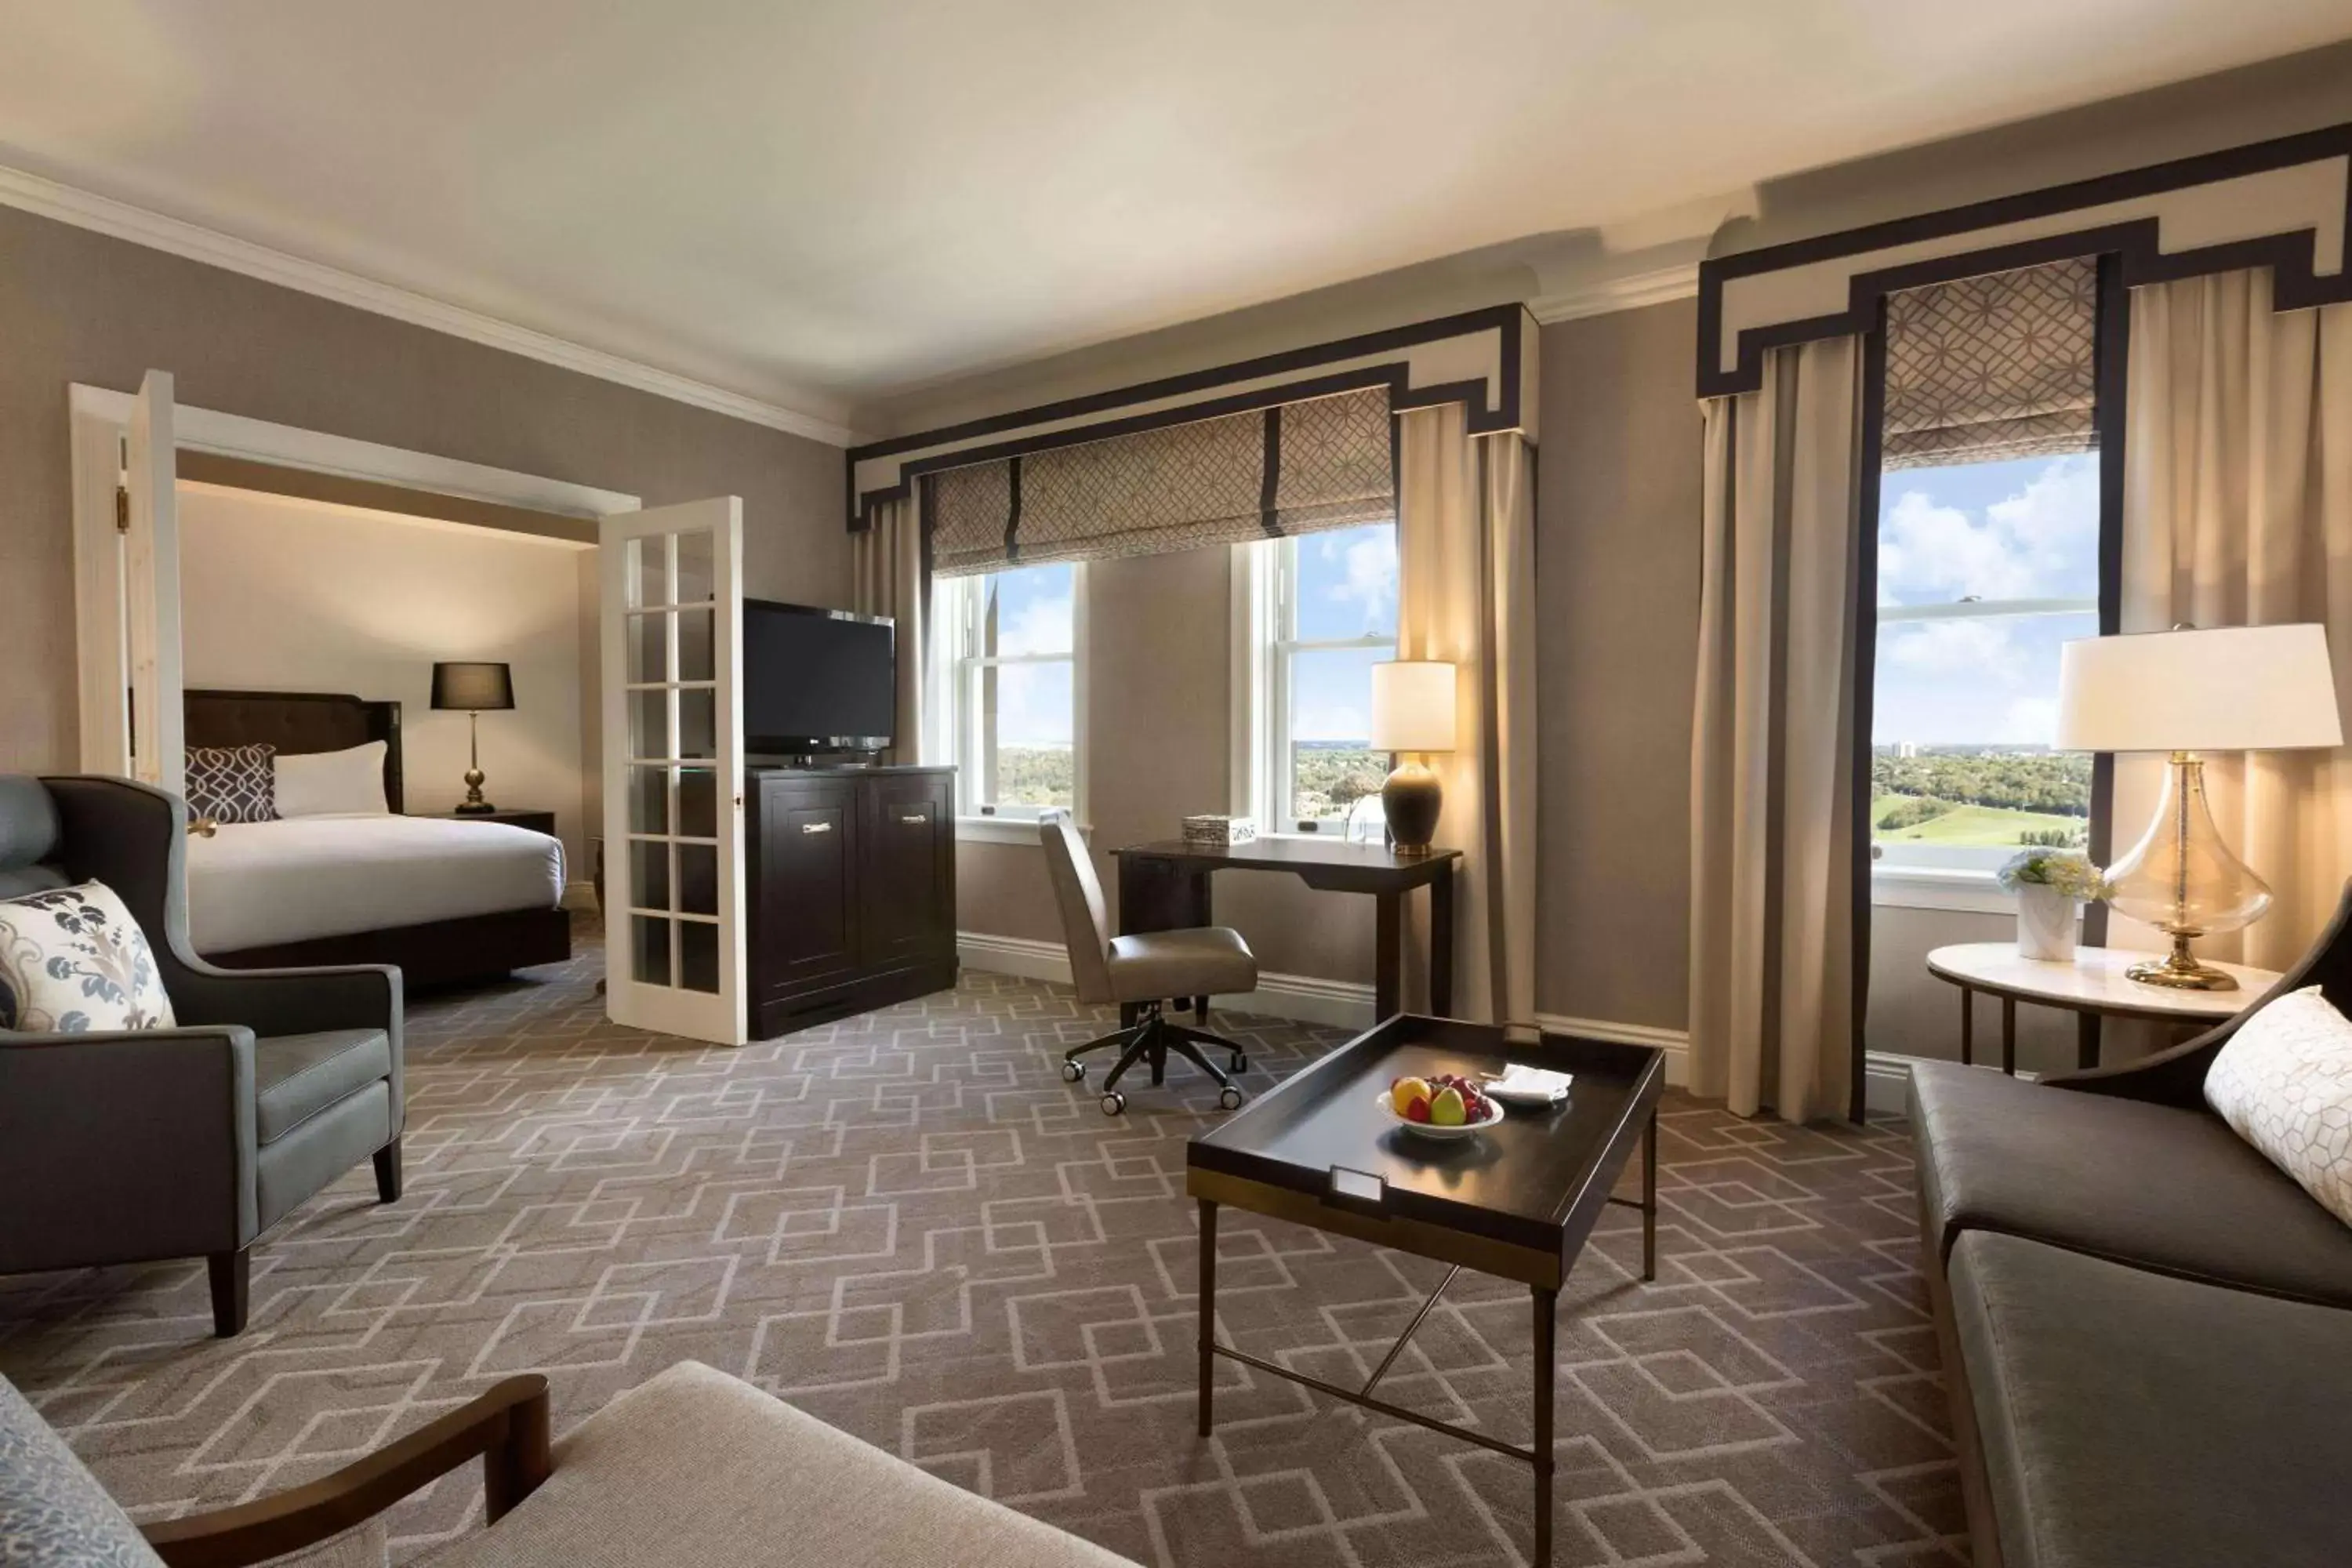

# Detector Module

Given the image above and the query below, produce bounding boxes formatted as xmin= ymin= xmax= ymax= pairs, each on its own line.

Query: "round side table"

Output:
xmin=1924 ymin=943 xmax=2280 ymax=1075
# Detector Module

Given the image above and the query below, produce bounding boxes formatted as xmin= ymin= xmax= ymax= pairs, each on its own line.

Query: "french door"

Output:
xmin=600 ymin=498 xmax=748 ymax=1044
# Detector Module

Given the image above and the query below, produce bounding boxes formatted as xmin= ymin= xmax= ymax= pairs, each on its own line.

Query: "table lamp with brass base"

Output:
xmin=2056 ymin=625 xmax=2342 ymax=991
xmin=431 ymin=660 xmax=516 ymax=816
xmin=1370 ymin=660 xmax=1457 ymax=857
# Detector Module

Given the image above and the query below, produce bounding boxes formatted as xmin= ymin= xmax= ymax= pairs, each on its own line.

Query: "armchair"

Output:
xmin=0 ymin=775 xmax=403 ymax=1337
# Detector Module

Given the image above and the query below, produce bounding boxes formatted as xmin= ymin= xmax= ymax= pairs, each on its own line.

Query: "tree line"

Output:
xmin=1871 ymin=749 xmax=2091 ymax=816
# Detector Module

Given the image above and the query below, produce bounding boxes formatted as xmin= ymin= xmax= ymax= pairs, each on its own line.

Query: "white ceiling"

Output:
xmin=3 ymin=1 xmax=2349 ymax=430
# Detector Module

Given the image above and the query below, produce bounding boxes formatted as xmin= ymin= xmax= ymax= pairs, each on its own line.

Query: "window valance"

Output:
xmin=1882 ymin=258 xmax=2098 ymax=470
xmin=924 ymin=386 xmax=1394 ymax=577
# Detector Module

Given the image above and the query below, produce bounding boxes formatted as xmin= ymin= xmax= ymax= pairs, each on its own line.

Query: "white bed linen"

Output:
xmin=187 ymin=815 xmax=565 ymax=953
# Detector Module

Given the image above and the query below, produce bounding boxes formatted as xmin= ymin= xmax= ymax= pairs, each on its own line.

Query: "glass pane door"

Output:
xmin=601 ymin=499 xmax=746 ymax=1044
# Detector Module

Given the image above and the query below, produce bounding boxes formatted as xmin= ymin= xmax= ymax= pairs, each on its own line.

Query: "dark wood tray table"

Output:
xmin=1187 ymin=1014 xmax=1665 ymax=1567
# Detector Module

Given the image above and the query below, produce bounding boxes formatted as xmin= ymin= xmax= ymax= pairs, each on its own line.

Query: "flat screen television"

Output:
xmin=742 ymin=599 xmax=895 ymax=753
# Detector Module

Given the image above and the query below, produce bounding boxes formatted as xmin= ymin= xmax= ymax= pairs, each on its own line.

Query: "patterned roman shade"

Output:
xmin=924 ymin=386 xmax=1394 ymax=576
xmin=1882 ymin=258 xmax=2099 ymax=470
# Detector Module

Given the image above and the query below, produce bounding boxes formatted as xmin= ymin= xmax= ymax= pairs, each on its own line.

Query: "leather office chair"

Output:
xmin=1037 ymin=809 xmax=1255 ymax=1116
xmin=0 ymin=775 xmax=403 ymax=1337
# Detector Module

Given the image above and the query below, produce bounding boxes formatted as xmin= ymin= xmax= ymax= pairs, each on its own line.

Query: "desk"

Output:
xmin=1114 ymin=838 xmax=1461 ymax=1019
xmin=1925 ymin=943 xmax=2276 ymax=1073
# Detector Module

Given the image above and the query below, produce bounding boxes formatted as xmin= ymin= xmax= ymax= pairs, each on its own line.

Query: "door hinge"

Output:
xmin=114 ymin=486 xmax=129 ymax=534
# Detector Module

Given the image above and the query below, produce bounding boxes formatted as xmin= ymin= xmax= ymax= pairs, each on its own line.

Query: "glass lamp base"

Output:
xmin=2127 ymin=935 xmax=2240 ymax=991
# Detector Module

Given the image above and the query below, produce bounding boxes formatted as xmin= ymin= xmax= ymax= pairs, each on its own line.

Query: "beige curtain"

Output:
xmin=2116 ymin=267 xmax=2352 ymax=968
xmin=1394 ymin=405 xmax=1537 ymax=1029
xmin=1689 ymin=336 xmax=1864 ymax=1122
xmin=850 ymin=495 xmax=926 ymax=767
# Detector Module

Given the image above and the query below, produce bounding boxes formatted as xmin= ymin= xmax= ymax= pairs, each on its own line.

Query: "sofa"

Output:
xmin=0 ymin=775 xmax=404 ymax=1337
xmin=1 ymin=1360 xmax=1137 ymax=1568
xmin=1910 ymin=884 xmax=2352 ymax=1568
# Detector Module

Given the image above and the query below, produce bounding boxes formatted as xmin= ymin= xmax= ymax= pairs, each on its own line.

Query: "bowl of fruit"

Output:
xmin=1381 ymin=1073 xmax=1504 ymax=1141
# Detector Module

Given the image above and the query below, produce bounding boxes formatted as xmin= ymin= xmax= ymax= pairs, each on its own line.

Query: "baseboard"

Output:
xmin=1531 ymin=1012 xmax=1692 ymax=1087
xmin=561 ymin=880 xmax=599 ymax=913
xmin=956 ymin=930 xmax=1380 ymax=1030
xmin=1864 ymin=1051 xmax=1918 ymax=1116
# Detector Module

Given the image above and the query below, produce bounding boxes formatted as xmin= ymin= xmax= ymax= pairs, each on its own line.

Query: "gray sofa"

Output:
xmin=0 ymin=775 xmax=404 ymax=1338
xmin=1911 ymin=884 xmax=2352 ymax=1568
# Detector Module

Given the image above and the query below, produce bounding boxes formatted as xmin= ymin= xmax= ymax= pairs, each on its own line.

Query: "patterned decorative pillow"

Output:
xmin=184 ymin=743 xmax=277 ymax=824
xmin=2206 ymin=984 xmax=2352 ymax=1229
xmin=0 ymin=881 xmax=175 ymax=1033
xmin=0 ymin=1374 xmax=165 ymax=1567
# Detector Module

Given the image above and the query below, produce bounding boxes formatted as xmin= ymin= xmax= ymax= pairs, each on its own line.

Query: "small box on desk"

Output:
xmin=1181 ymin=815 xmax=1257 ymax=848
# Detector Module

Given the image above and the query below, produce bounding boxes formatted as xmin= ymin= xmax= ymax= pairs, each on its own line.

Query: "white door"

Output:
xmin=125 ymin=371 xmax=185 ymax=796
xmin=601 ymin=498 xmax=747 ymax=1044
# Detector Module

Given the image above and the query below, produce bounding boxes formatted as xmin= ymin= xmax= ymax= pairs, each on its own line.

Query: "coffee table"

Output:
xmin=1187 ymin=1014 xmax=1666 ymax=1568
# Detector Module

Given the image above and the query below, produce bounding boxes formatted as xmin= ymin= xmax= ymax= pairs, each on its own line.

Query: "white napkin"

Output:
xmin=1486 ymin=1065 xmax=1573 ymax=1105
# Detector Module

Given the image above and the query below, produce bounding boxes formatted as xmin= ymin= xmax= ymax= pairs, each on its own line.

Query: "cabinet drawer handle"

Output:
xmin=800 ymin=821 xmax=833 ymax=835
xmin=900 ymin=812 xmax=928 ymax=825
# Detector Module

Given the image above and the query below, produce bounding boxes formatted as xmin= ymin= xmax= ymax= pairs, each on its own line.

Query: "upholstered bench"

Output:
xmin=2 ymin=1363 xmax=1136 ymax=1568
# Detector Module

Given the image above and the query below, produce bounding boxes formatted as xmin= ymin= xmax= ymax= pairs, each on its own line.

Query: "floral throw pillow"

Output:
xmin=184 ymin=744 xmax=277 ymax=824
xmin=0 ymin=881 xmax=176 ymax=1033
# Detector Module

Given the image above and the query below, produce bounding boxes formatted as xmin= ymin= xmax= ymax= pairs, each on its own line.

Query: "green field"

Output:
xmin=1871 ymin=794 xmax=2085 ymax=848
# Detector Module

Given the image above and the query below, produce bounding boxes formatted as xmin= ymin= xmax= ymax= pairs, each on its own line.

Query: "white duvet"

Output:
xmin=186 ymin=815 xmax=565 ymax=953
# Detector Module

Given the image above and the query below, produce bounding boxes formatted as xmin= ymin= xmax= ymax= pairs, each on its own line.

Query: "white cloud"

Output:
xmin=1878 ymin=453 xmax=2097 ymax=603
xmin=1295 ymin=702 xmax=1367 ymax=742
xmin=995 ymin=585 xmax=1072 ymax=656
xmin=1996 ymin=696 xmax=2060 ymax=746
xmin=1325 ymin=530 xmax=1398 ymax=627
xmin=1884 ymin=619 xmax=2026 ymax=681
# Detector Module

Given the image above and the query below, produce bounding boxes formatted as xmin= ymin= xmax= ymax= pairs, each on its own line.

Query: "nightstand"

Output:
xmin=421 ymin=808 xmax=557 ymax=838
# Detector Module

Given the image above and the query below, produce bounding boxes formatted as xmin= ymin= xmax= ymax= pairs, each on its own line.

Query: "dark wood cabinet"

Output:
xmin=746 ymin=766 xmax=956 ymax=1037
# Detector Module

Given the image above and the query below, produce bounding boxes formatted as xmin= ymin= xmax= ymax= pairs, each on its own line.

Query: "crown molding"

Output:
xmin=0 ymin=162 xmax=858 ymax=447
xmin=1526 ymin=261 xmax=1701 ymax=325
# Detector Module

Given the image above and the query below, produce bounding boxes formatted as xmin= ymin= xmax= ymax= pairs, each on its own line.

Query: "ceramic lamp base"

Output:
xmin=1381 ymin=759 xmax=1443 ymax=856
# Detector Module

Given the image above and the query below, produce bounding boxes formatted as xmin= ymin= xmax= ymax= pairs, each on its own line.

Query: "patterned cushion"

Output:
xmin=184 ymin=744 xmax=277 ymax=824
xmin=2206 ymin=985 xmax=2352 ymax=1229
xmin=0 ymin=1374 xmax=165 ymax=1566
xmin=0 ymin=881 xmax=175 ymax=1033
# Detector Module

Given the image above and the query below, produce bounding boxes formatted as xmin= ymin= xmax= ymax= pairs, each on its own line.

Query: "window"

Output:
xmin=1873 ymin=452 xmax=2099 ymax=876
xmin=935 ymin=562 xmax=1083 ymax=821
xmin=1237 ymin=521 xmax=1398 ymax=833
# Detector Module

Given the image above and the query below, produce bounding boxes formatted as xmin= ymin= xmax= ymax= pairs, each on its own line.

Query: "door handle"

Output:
xmin=800 ymin=821 xmax=833 ymax=835
xmin=900 ymin=813 xmax=928 ymax=825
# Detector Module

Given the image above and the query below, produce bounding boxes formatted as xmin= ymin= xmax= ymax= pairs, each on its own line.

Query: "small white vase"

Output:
xmin=2015 ymin=884 xmax=2079 ymax=962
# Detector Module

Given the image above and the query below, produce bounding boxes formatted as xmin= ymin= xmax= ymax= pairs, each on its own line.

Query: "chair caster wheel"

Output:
xmin=1101 ymin=1091 xmax=1127 ymax=1116
xmin=1227 ymin=1052 xmax=1248 ymax=1074
xmin=1218 ymin=1085 xmax=1245 ymax=1111
xmin=1061 ymin=1059 xmax=1085 ymax=1082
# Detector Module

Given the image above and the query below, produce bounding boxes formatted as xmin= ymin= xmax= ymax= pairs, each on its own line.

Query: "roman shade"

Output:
xmin=924 ymin=386 xmax=1394 ymax=577
xmin=1882 ymin=257 xmax=2099 ymax=470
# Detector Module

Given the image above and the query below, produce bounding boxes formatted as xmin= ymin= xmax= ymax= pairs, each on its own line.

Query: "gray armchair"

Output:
xmin=0 ymin=775 xmax=403 ymax=1337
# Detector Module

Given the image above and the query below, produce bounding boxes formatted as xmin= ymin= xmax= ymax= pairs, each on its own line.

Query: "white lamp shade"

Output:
xmin=1370 ymin=660 xmax=1457 ymax=753
xmin=2056 ymin=624 xmax=2343 ymax=753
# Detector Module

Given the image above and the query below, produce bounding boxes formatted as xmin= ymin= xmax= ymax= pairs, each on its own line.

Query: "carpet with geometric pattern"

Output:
xmin=0 ymin=924 xmax=1962 ymax=1566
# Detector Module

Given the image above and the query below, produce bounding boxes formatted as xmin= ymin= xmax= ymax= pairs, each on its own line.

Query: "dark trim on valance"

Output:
xmin=1697 ymin=122 xmax=2352 ymax=398
xmin=848 ymin=303 xmax=1533 ymax=532
xmin=1258 ymin=405 xmax=1283 ymax=537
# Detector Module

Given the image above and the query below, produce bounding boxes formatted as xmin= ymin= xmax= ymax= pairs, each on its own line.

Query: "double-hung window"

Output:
xmin=1236 ymin=520 xmax=1398 ymax=834
xmin=1872 ymin=454 xmax=2099 ymax=876
xmin=934 ymin=561 xmax=1083 ymax=822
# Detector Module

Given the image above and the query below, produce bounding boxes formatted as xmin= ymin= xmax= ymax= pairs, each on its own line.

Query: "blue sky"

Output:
xmin=1874 ymin=453 xmax=2100 ymax=747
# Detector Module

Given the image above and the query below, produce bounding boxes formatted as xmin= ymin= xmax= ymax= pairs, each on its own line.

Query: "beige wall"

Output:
xmin=953 ymin=547 xmax=1374 ymax=984
xmin=1533 ymin=301 xmax=1704 ymax=1028
xmin=177 ymin=484 xmax=596 ymax=873
xmin=0 ymin=202 xmax=848 ymax=773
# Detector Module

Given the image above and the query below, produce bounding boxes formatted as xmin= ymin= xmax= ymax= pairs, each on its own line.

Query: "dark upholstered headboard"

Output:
xmin=183 ymin=690 xmax=405 ymax=813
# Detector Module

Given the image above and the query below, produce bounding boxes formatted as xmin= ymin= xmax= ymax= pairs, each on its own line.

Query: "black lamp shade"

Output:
xmin=431 ymin=662 xmax=514 ymax=712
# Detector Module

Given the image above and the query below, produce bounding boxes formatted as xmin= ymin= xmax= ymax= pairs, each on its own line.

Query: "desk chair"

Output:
xmin=1039 ymin=810 xmax=1254 ymax=1116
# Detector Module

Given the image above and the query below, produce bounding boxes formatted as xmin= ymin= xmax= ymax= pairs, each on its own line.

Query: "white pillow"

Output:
xmin=2205 ymin=984 xmax=2352 ymax=1229
xmin=0 ymin=880 xmax=176 ymax=1033
xmin=274 ymin=742 xmax=390 ymax=817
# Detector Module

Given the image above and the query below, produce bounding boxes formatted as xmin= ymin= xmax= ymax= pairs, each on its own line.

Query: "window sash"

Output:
xmin=1246 ymin=532 xmax=1398 ymax=832
xmin=935 ymin=568 xmax=1083 ymax=821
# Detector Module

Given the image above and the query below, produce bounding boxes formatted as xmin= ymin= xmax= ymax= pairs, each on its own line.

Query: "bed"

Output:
xmin=184 ymin=689 xmax=572 ymax=987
